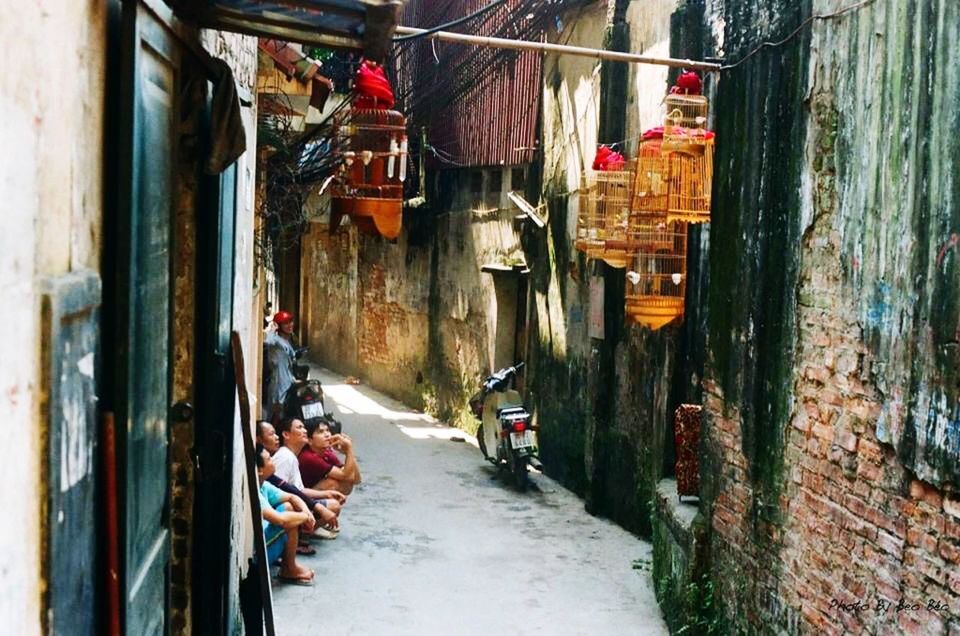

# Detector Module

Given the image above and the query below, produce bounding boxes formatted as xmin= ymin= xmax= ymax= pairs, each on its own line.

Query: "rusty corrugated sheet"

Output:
xmin=395 ymin=0 xmax=547 ymax=168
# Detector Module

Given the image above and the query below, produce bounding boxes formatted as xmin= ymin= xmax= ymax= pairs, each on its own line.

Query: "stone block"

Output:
xmin=835 ymin=429 xmax=859 ymax=452
xmin=857 ymin=461 xmax=882 ymax=482
xmin=939 ymin=539 xmax=960 ymax=564
xmin=876 ymin=530 xmax=905 ymax=559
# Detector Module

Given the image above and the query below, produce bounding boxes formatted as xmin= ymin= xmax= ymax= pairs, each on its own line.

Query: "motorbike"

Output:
xmin=470 ymin=362 xmax=539 ymax=490
xmin=281 ymin=347 xmax=341 ymax=434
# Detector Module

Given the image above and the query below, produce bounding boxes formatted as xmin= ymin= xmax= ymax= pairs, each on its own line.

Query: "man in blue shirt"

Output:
xmin=256 ymin=444 xmax=315 ymax=585
xmin=263 ymin=310 xmax=297 ymax=419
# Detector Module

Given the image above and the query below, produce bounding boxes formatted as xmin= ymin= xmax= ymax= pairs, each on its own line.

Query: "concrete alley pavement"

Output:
xmin=272 ymin=367 xmax=668 ymax=635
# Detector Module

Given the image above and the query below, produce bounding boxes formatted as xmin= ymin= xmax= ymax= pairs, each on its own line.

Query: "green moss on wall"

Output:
xmin=706 ymin=0 xmax=810 ymax=521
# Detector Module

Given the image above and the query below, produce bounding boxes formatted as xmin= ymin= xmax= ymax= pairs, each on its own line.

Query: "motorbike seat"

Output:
xmin=497 ymin=406 xmax=529 ymax=420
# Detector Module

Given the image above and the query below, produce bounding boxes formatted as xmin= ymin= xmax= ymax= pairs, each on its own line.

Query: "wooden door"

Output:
xmin=193 ymin=159 xmax=238 ymax=633
xmin=115 ymin=2 xmax=179 ymax=633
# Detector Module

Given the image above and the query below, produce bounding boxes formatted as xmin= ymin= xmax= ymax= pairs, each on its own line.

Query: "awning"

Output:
xmin=172 ymin=0 xmax=402 ymax=60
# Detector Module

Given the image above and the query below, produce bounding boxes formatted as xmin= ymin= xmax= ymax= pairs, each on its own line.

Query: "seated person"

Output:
xmin=300 ymin=419 xmax=362 ymax=496
xmin=258 ymin=420 xmax=344 ymax=538
xmin=256 ymin=444 xmax=314 ymax=586
xmin=272 ymin=418 xmax=346 ymax=534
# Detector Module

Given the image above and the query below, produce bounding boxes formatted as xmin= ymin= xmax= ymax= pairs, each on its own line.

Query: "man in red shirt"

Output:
xmin=300 ymin=419 xmax=362 ymax=495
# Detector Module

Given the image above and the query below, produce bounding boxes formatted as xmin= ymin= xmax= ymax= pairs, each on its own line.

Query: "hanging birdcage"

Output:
xmin=663 ymin=94 xmax=709 ymax=146
xmin=631 ymin=137 xmax=669 ymax=218
xmin=575 ymin=161 xmax=636 ymax=268
xmin=330 ymin=108 xmax=408 ymax=239
xmin=624 ymin=222 xmax=688 ymax=330
xmin=665 ymin=137 xmax=713 ymax=224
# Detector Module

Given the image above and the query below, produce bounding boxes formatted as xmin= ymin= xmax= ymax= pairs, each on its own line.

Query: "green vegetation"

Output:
xmin=655 ymin=573 xmax=727 ymax=636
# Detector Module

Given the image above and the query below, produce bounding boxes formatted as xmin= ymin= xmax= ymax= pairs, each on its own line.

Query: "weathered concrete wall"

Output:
xmin=532 ymin=0 xmax=686 ymax=533
xmin=299 ymin=1 xmax=688 ymax=539
xmin=702 ymin=0 xmax=960 ymax=632
xmin=302 ymin=165 xmax=523 ymax=429
xmin=0 ymin=1 xmax=107 ymax=633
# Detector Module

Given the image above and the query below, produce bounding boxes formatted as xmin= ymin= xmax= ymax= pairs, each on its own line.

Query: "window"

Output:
xmin=511 ymin=167 xmax=526 ymax=192
xmin=489 ymin=170 xmax=503 ymax=194
xmin=470 ymin=171 xmax=483 ymax=194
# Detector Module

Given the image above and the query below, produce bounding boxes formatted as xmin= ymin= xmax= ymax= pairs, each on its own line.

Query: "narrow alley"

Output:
xmin=272 ymin=366 xmax=668 ymax=635
xmin=7 ymin=0 xmax=960 ymax=634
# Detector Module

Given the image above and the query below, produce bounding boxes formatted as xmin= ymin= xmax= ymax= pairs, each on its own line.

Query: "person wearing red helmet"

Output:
xmin=263 ymin=310 xmax=297 ymax=419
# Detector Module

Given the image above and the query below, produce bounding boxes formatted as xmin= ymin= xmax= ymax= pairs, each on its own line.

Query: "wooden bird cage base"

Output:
xmin=601 ymin=251 xmax=631 ymax=269
xmin=575 ymin=239 xmax=632 ymax=268
xmin=598 ymin=238 xmax=634 ymax=268
xmin=331 ymin=196 xmax=403 ymax=239
xmin=666 ymin=211 xmax=710 ymax=224
xmin=625 ymin=296 xmax=684 ymax=330
xmin=574 ymin=238 xmax=603 ymax=258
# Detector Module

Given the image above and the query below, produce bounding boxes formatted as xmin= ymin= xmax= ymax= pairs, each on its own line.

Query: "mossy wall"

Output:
xmin=529 ymin=0 xmax=709 ymax=536
xmin=701 ymin=0 xmax=960 ymax=631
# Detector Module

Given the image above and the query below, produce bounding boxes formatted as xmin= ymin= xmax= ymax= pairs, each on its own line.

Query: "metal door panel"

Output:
xmin=120 ymin=3 xmax=178 ymax=633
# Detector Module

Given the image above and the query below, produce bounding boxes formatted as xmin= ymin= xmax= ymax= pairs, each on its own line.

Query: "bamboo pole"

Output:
xmin=394 ymin=26 xmax=722 ymax=72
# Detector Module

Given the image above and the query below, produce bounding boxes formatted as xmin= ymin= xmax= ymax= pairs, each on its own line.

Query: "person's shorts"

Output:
xmin=265 ymin=523 xmax=286 ymax=564
xmin=265 ymin=503 xmax=288 ymax=564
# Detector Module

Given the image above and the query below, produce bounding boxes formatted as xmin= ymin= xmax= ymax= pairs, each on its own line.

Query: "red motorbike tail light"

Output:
xmin=304 ymin=396 xmax=313 ymax=402
xmin=512 ymin=421 xmax=527 ymax=433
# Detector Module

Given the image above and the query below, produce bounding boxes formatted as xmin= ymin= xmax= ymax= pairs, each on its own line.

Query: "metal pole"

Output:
xmin=394 ymin=26 xmax=722 ymax=72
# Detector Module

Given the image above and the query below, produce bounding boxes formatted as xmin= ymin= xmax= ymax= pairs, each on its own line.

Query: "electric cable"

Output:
xmin=393 ymin=0 xmax=508 ymax=42
xmin=720 ymin=0 xmax=878 ymax=70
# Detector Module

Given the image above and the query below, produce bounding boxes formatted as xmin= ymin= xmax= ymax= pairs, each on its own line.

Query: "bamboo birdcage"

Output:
xmin=665 ymin=138 xmax=714 ymax=224
xmin=663 ymin=94 xmax=709 ymax=144
xmin=575 ymin=161 xmax=636 ymax=268
xmin=660 ymin=92 xmax=713 ymax=224
xmin=330 ymin=108 xmax=408 ymax=239
xmin=624 ymin=222 xmax=688 ymax=330
xmin=631 ymin=138 xmax=669 ymax=218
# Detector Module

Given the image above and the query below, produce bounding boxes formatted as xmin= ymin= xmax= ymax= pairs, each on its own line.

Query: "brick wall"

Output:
xmin=358 ymin=263 xmax=410 ymax=367
xmin=704 ymin=2 xmax=960 ymax=634
xmin=704 ymin=212 xmax=960 ymax=632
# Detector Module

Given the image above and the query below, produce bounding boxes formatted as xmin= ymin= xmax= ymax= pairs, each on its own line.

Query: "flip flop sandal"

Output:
xmin=296 ymin=544 xmax=317 ymax=556
xmin=276 ymin=574 xmax=314 ymax=587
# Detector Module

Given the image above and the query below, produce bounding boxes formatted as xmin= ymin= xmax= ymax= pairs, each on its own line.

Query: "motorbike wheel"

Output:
xmin=511 ymin=454 xmax=529 ymax=492
xmin=477 ymin=423 xmax=494 ymax=464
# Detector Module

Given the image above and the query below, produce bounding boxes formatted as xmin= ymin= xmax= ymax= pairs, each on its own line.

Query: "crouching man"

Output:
xmin=300 ymin=419 xmax=362 ymax=496
xmin=256 ymin=444 xmax=315 ymax=586
xmin=271 ymin=418 xmax=345 ymax=536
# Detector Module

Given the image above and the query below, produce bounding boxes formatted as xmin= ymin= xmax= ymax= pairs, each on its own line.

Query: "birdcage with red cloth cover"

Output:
xmin=330 ymin=60 xmax=408 ymax=239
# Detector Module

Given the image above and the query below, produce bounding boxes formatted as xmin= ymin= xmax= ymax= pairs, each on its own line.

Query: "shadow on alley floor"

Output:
xmin=271 ymin=365 xmax=668 ymax=635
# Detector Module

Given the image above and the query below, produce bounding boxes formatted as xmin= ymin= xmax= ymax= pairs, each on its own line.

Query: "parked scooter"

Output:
xmin=281 ymin=347 xmax=341 ymax=434
xmin=470 ymin=362 xmax=539 ymax=490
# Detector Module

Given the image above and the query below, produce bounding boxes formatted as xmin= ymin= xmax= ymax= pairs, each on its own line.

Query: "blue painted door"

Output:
xmin=117 ymin=2 xmax=179 ymax=633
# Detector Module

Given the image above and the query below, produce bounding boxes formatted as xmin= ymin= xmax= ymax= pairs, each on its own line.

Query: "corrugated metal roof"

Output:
xmin=395 ymin=0 xmax=546 ymax=168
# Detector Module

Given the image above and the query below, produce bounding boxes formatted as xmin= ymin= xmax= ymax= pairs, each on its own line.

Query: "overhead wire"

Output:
xmin=720 ymin=0 xmax=878 ymax=70
xmin=393 ymin=0 xmax=508 ymax=42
